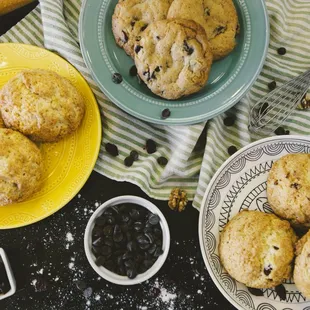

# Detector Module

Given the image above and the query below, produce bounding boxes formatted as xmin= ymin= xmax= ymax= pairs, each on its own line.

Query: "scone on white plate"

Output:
xmin=267 ymin=153 xmax=310 ymax=227
xmin=294 ymin=230 xmax=310 ymax=298
xmin=219 ymin=210 xmax=297 ymax=288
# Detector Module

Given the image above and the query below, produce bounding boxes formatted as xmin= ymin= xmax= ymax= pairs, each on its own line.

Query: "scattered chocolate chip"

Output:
xmin=223 ymin=116 xmax=235 ymax=127
xmin=157 ymin=156 xmax=168 ymax=166
xmin=156 ymin=36 xmax=160 ymax=40
xmin=247 ymin=287 xmax=264 ymax=296
xmin=227 ymin=145 xmax=238 ymax=155
xmin=161 ymin=108 xmax=171 ymax=119
xmin=130 ymin=150 xmax=139 ymax=161
xmin=183 ymin=40 xmax=194 ymax=55
xmin=268 ymin=81 xmax=277 ymax=91
xmin=129 ymin=65 xmax=137 ymax=76
xmin=275 ymin=284 xmax=286 ymax=301
xmin=130 ymin=21 xmax=136 ymax=27
xmin=122 ymin=30 xmax=128 ymax=43
xmin=83 ymin=287 xmax=93 ymax=299
xmin=136 ymin=36 xmax=141 ymax=41
xmin=140 ymin=24 xmax=148 ymax=31
xmin=155 ymin=66 xmax=160 ymax=72
xmin=75 ymin=280 xmax=87 ymax=291
xmin=273 ymin=246 xmax=279 ymax=250
xmin=285 ymin=130 xmax=290 ymax=135
xmin=112 ymin=73 xmax=123 ymax=84
xmin=260 ymin=102 xmax=269 ymax=116
xmin=146 ymin=139 xmax=157 ymax=154
xmin=135 ymin=45 xmax=142 ymax=54
xmin=264 ymin=265 xmax=273 ymax=276
xmin=274 ymin=127 xmax=286 ymax=135
xmin=274 ymin=180 xmax=278 ymax=185
xmin=204 ymin=8 xmax=210 ymax=16
xmin=124 ymin=156 xmax=134 ymax=167
xmin=277 ymin=47 xmax=286 ymax=55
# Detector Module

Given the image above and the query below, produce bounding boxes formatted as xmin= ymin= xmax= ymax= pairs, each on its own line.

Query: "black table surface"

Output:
xmin=0 ymin=3 xmax=234 ymax=310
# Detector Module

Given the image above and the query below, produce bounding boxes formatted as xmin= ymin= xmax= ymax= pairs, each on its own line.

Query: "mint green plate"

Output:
xmin=79 ymin=0 xmax=269 ymax=125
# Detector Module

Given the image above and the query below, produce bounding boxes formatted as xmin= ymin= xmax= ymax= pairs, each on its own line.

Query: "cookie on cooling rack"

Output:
xmin=219 ymin=210 xmax=297 ymax=288
xmin=267 ymin=153 xmax=310 ymax=227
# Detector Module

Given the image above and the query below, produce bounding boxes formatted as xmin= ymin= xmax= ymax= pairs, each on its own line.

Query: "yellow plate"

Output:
xmin=0 ymin=43 xmax=102 ymax=229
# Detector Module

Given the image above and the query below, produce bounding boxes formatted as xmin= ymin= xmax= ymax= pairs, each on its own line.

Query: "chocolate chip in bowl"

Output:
xmin=84 ymin=196 xmax=170 ymax=285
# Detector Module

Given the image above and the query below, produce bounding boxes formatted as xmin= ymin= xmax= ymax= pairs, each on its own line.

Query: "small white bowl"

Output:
xmin=84 ymin=195 xmax=170 ymax=285
xmin=0 ymin=248 xmax=16 ymax=300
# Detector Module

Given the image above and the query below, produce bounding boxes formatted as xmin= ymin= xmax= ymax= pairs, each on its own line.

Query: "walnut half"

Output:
xmin=168 ymin=188 xmax=188 ymax=212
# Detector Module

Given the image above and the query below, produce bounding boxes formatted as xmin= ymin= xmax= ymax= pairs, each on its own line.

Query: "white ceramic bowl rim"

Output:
xmin=84 ymin=195 xmax=170 ymax=285
xmin=0 ymin=248 xmax=16 ymax=300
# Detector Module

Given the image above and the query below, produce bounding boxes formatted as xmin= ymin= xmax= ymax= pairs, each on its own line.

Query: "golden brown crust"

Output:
xmin=112 ymin=0 xmax=173 ymax=58
xmin=219 ymin=210 xmax=297 ymax=288
xmin=167 ymin=0 xmax=238 ymax=60
xmin=0 ymin=69 xmax=85 ymax=142
xmin=267 ymin=154 xmax=310 ymax=226
xmin=134 ymin=19 xmax=213 ymax=99
xmin=0 ymin=128 xmax=43 ymax=205
xmin=294 ymin=230 xmax=310 ymax=298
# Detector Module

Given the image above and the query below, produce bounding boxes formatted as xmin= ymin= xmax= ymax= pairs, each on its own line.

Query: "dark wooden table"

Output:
xmin=0 ymin=3 xmax=234 ymax=309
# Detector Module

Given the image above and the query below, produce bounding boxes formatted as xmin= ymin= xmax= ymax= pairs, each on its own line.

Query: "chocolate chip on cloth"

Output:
xmin=112 ymin=0 xmax=173 ymax=58
xmin=167 ymin=0 xmax=239 ymax=60
xmin=134 ymin=19 xmax=213 ymax=100
xmin=168 ymin=188 xmax=188 ymax=212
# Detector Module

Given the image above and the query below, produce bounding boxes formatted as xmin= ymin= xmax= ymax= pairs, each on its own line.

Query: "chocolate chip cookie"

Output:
xmin=219 ymin=210 xmax=297 ymax=289
xmin=134 ymin=19 xmax=213 ymax=100
xmin=112 ymin=0 xmax=173 ymax=58
xmin=167 ymin=0 xmax=239 ymax=60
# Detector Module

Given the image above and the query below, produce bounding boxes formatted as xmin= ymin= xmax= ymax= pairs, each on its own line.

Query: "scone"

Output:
xmin=0 ymin=69 xmax=85 ymax=142
xmin=267 ymin=153 xmax=310 ymax=226
xmin=219 ymin=210 xmax=297 ymax=288
xmin=167 ymin=0 xmax=238 ymax=60
xmin=294 ymin=230 xmax=310 ymax=298
xmin=112 ymin=0 xmax=172 ymax=58
xmin=0 ymin=128 xmax=43 ymax=205
xmin=134 ymin=19 xmax=213 ymax=99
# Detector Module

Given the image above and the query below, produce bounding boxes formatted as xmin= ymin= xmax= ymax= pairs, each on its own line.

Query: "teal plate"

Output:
xmin=79 ymin=0 xmax=269 ymax=125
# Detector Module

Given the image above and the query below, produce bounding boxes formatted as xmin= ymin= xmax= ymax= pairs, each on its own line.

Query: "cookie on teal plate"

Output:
xmin=79 ymin=0 xmax=269 ymax=125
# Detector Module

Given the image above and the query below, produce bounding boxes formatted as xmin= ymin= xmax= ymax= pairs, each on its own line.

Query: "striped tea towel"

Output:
xmin=1 ymin=0 xmax=309 ymax=209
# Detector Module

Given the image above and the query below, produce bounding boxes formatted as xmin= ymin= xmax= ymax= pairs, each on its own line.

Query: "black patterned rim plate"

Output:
xmin=198 ymin=135 xmax=310 ymax=310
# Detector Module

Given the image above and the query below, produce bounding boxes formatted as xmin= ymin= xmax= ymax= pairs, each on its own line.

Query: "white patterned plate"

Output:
xmin=199 ymin=135 xmax=310 ymax=310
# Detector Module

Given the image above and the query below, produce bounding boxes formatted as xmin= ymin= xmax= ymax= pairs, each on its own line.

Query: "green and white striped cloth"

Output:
xmin=1 ymin=0 xmax=309 ymax=209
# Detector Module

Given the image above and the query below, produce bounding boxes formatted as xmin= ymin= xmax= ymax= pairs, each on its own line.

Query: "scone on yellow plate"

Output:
xmin=219 ymin=210 xmax=297 ymax=288
xmin=294 ymin=230 xmax=310 ymax=298
xmin=0 ymin=69 xmax=85 ymax=142
xmin=267 ymin=153 xmax=310 ymax=226
xmin=0 ymin=128 xmax=43 ymax=205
